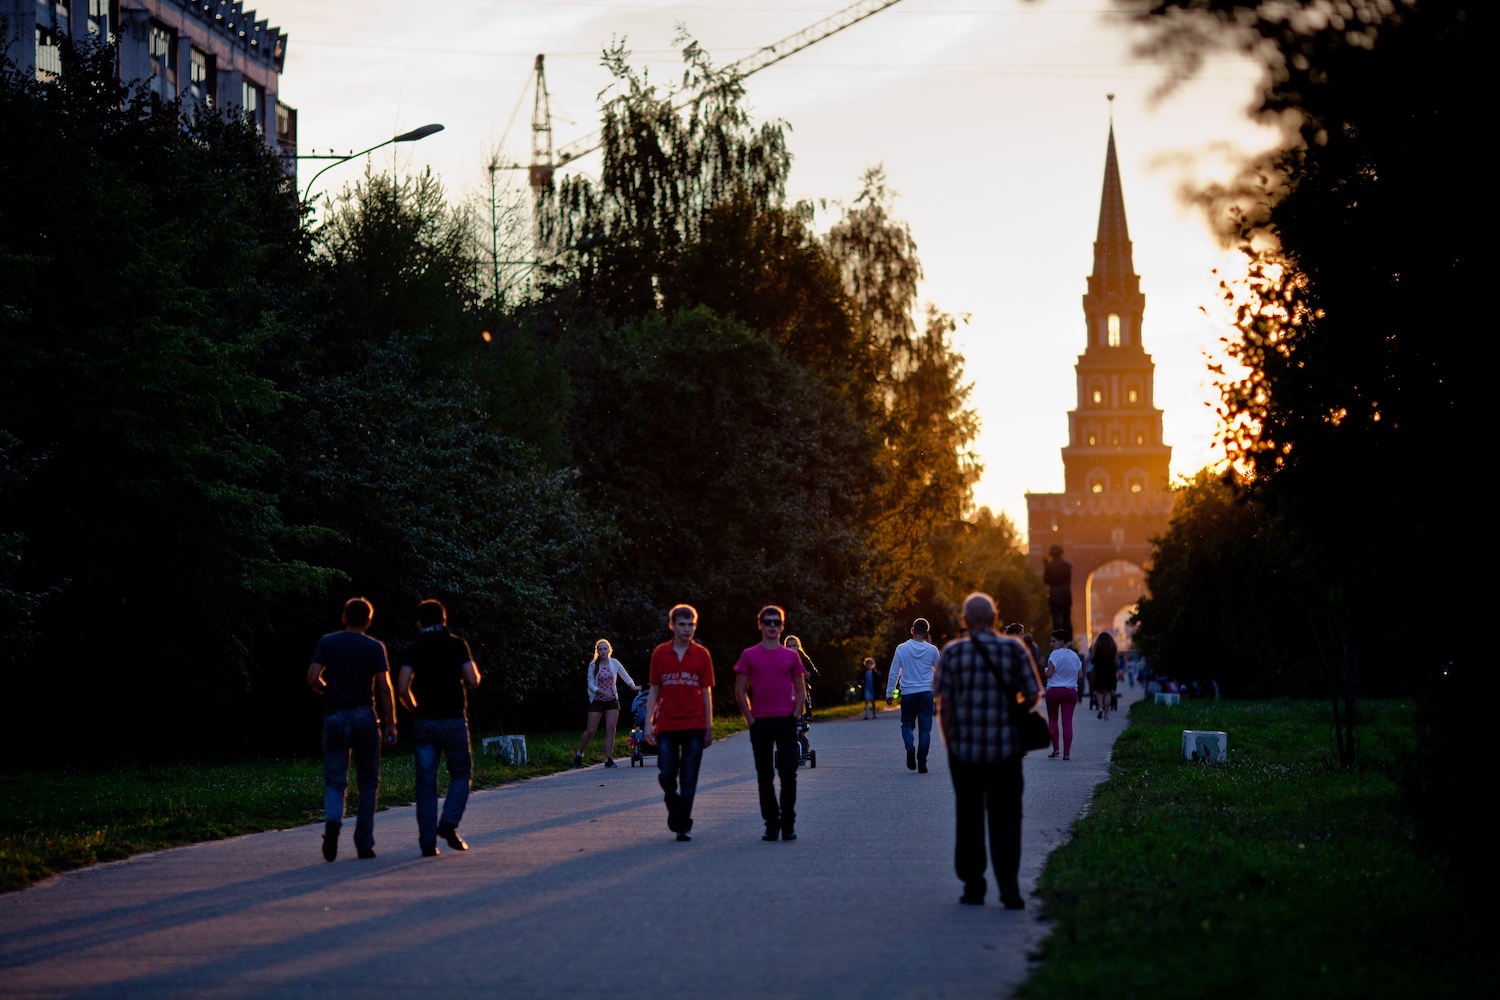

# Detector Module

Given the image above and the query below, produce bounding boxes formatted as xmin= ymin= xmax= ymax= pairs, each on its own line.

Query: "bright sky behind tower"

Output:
xmin=278 ymin=0 xmax=1282 ymax=534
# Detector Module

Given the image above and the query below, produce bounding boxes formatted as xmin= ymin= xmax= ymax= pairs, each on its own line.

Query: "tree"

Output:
xmin=1132 ymin=470 xmax=1315 ymax=697
xmin=562 ymin=307 xmax=883 ymax=697
xmin=1125 ymin=0 xmax=1477 ymax=762
xmin=0 ymin=40 xmax=331 ymax=747
xmin=272 ymin=169 xmax=604 ymax=730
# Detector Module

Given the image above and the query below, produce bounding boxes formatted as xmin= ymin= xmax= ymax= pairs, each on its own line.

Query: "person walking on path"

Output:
xmin=734 ymin=605 xmax=808 ymax=842
xmin=936 ymin=592 xmax=1042 ymax=909
xmin=397 ymin=599 xmax=481 ymax=857
xmin=1089 ymin=630 xmax=1119 ymax=721
xmin=574 ymin=639 xmax=640 ymax=769
xmin=1044 ymin=629 xmax=1083 ymax=760
xmin=860 ymin=658 xmax=880 ymax=719
xmin=306 ymin=597 xmax=396 ymax=863
xmin=644 ymin=604 xmax=715 ymax=842
xmin=886 ymin=618 xmax=939 ymax=772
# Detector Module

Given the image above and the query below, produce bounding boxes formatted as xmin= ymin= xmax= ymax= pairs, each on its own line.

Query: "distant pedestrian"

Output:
xmin=735 ymin=605 xmax=808 ymax=842
xmin=887 ymin=618 xmax=940 ymax=772
xmin=306 ymin=597 xmax=396 ymax=863
xmin=1044 ymin=629 xmax=1082 ymax=760
xmin=1090 ymin=630 xmax=1119 ymax=721
xmin=860 ymin=658 xmax=879 ymax=719
xmin=644 ymin=604 xmax=715 ymax=841
xmin=397 ymin=599 xmax=481 ymax=857
xmin=936 ymin=592 xmax=1042 ymax=909
xmin=574 ymin=639 xmax=641 ymax=769
xmin=1043 ymin=545 xmax=1073 ymax=639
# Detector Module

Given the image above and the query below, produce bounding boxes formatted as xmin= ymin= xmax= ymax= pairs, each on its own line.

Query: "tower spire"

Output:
xmin=1091 ymin=113 xmax=1135 ymax=296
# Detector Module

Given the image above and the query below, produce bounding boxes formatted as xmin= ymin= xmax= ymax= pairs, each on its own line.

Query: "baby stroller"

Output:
xmin=628 ymin=687 xmax=657 ymax=767
xmin=773 ymin=692 xmax=817 ymax=769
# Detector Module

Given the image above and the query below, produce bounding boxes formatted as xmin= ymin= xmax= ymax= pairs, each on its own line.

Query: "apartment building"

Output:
xmin=3 ymin=0 xmax=295 ymax=157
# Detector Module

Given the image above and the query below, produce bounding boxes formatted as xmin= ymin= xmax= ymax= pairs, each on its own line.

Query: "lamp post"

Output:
xmin=298 ymin=123 xmax=445 ymax=204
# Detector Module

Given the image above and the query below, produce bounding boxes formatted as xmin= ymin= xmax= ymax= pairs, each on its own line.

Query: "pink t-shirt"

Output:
xmin=733 ymin=644 xmax=806 ymax=717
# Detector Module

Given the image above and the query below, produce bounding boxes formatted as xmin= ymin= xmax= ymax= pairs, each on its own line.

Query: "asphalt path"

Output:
xmin=1 ymin=686 xmax=1141 ymax=999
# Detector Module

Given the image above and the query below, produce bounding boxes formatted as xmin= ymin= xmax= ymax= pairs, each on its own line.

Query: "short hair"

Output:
xmin=863 ymin=657 xmax=876 ymax=667
xmin=342 ymin=597 xmax=373 ymax=627
xmin=911 ymin=618 xmax=930 ymax=636
xmin=668 ymin=603 xmax=698 ymax=624
xmin=961 ymin=593 xmax=995 ymax=628
xmin=758 ymin=604 xmax=786 ymax=624
xmin=1003 ymin=622 xmax=1025 ymax=635
xmin=416 ymin=599 xmax=447 ymax=628
xmin=1050 ymin=629 xmax=1069 ymax=642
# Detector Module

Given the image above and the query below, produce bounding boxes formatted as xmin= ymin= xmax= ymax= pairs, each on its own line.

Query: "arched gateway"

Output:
xmin=1026 ymin=123 xmax=1175 ymax=644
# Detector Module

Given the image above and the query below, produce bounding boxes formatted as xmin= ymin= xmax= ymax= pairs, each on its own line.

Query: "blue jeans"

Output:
xmin=322 ymin=707 xmax=381 ymax=853
xmin=656 ymin=730 xmax=705 ymax=833
xmin=900 ymin=690 xmax=934 ymax=762
xmin=413 ymin=717 xmax=472 ymax=850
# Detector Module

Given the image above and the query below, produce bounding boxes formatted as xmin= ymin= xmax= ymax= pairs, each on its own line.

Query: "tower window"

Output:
xmin=1134 ymin=433 xmax=1145 ymax=445
xmin=1091 ymin=389 xmax=1103 ymax=404
xmin=1127 ymin=388 xmax=1139 ymax=403
xmin=1107 ymin=314 xmax=1121 ymax=347
xmin=1087 ymin=434 xmax=1097 ymax=446
xmin=1091 ymin=482 xmax=1104 ymax=494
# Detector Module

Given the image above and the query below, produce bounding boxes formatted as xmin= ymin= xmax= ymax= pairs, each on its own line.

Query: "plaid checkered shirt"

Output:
xmin=936 ymin=629 xmax=1042 ymax=763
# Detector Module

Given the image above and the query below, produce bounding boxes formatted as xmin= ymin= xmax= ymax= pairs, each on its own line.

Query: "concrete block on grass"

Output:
xmin=482 ymin=735 xmax=528 ymax=765
xmin=1183 ymin=730 xmax=1227 ymax=762
xmin=1155 ymin=692 xmax=1181 ymax=706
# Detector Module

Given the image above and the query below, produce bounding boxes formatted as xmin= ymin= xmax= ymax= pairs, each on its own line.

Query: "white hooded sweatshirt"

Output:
xmin=886 ymin=638 xmax=939 ymax=699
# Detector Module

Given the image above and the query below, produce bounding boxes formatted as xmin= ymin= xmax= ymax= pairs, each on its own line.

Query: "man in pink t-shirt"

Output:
xmin=734 ymin=604 xmax=807 ymax=842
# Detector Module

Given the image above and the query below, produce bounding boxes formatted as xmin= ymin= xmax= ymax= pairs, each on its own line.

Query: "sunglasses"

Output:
xmin=761 ymin=618 xmax=783 ymax=626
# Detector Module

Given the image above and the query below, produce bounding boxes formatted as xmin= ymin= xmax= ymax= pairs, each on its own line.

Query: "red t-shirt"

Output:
xmin=649 ymin=641 xmax=715 ymax=732
xmin=733 ymin=644 xmax=806 ymax=717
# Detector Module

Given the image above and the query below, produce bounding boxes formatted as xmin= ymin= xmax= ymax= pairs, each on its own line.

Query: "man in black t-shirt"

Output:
xmin=306 ymin=597 xmax=396 ymax=862
xmin=398 ymin=599 xmax=482 ymax=856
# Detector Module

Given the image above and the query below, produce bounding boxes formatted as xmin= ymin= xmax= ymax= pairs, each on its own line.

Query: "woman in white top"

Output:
xmin=1044 ymin=629 xmax=1082 ymax=760
xmin=574 ymin=639 xmax=640 ymax=769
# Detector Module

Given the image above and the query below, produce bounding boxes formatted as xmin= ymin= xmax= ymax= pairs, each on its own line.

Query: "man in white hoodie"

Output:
xmin=886 ymin=618 xmax=940 ymax=773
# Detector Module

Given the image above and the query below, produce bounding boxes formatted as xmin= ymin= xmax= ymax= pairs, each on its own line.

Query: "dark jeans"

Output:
xmin=656 ymin=729 xmax=705 ymax=833
xmin=900 ymin=690 xmax=934 ymax=762
xmin=322 ymin=706 xmax=381 ymax=853
xmin=749 ymin=716 xmax=798 ymax=832
xmin=948 ymin=753 xmax=1024 ymax=904
xmin=413 ymin=717 xmax=472 ymax=850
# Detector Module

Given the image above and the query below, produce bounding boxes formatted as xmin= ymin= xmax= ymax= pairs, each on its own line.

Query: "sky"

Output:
xmin=277 ymin=0 xmax=1283 ymax=534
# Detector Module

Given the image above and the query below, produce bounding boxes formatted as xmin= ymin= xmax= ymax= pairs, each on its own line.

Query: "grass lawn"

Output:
xmin=0 ymin=702 xmax=865 ymax=894
xmin=1018 ymin=698 xmax=1492 ymax=999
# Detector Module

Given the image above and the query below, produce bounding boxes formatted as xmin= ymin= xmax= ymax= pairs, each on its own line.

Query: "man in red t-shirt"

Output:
xmin=734 ymin=604 xmax=807 ymax=842
xmin=644 ymin=604 xmax=715 ymax=841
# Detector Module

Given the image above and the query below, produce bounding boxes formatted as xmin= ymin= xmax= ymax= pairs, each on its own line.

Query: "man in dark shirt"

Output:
xmin=306 ymin=597 xmax=396 ymax=862
xmin=398 ymin=599 xmax=481 ymax=857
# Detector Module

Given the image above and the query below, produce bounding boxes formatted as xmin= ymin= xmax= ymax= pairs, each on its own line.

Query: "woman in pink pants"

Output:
xmin=1044 ymin=629 xmax=1082 ymax=760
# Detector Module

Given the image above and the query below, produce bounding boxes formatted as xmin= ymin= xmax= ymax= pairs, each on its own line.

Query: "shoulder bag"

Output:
xmin=970 ymin=637 xmax=1052 ymax=753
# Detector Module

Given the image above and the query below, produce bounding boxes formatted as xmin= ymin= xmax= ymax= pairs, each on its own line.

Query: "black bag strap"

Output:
xmin=968 ymin=635 xmax=1026 ymax=715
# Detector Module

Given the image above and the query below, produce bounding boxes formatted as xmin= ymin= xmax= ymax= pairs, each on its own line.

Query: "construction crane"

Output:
xmin=524 ymin=0 xmax=907 ymax=239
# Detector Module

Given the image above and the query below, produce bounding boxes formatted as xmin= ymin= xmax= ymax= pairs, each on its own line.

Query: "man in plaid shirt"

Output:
xmin=936 ymin=592 xmax=1043 ymax=909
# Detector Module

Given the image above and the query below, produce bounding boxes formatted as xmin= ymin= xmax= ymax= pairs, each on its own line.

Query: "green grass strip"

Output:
xmin=1017 ymin=698 xmax=1490 ymax=999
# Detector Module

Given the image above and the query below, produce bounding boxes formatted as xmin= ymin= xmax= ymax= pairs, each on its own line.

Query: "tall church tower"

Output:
xmin=1026 ymin=120 xmax=1175 ymax=639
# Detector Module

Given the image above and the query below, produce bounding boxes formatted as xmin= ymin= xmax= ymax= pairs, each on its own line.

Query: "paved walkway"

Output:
xmin=1 ymin=687 xmax=1141 ymax=999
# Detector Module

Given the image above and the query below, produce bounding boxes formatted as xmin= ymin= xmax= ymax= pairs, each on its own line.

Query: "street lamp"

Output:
xmin=299 ymin=123 xmax=446 ymax=204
